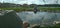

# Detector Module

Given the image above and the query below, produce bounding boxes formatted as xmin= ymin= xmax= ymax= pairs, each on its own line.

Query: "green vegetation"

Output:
xmin=38 ymin=7 xmax=60 ymax=11
xmin=0 ymin=3 xmax=60 ymax=12
xmin=0 ymin=7 xmax=33 ymax=12
xmin=0 ymin=7 xmax=60 ymax=12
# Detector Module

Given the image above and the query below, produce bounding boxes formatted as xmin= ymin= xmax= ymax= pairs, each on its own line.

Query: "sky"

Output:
xmin=0 ymin=0 xmax=60 ymax=5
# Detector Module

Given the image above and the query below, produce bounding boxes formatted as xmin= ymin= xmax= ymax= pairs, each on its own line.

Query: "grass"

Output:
xmin=38 ymin=7 xmax=60 ymax=11
xmin=0 ymin=7 xmax=33 ymax=12
xmin=0 ymin=7 xmax=60 ymax=12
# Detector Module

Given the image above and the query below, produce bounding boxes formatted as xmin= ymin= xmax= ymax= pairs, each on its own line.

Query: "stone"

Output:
xmin=0 ymin=10 xmax=23 ymax=28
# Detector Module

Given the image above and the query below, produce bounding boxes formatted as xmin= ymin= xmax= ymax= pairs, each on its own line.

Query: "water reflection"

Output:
xmin=17 ymin=11 xmax=60 ymax=25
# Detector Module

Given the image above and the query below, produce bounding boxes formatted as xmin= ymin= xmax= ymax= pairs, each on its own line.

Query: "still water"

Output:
xmin=17 ymin=11 xmax=60 ymax=25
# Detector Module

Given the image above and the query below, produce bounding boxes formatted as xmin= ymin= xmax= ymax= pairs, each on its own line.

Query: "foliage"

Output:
xmin=0 ymin=7 xmax=60 ymax=12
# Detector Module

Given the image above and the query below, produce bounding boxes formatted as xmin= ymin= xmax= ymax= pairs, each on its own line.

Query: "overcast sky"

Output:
xmin=0 ymin=0 xmax=60 ymax=5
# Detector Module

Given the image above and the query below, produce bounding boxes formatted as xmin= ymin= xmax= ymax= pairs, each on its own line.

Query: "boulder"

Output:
xmin=0 ymin=10 xmax=23 ymax=28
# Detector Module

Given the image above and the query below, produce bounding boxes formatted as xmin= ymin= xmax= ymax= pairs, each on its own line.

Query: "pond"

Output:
xmin=17 ymin=11 xmax=60 ymax=26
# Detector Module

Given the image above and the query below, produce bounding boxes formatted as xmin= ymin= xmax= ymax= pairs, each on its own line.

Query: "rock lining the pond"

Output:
xmin=0 ymin=10 xmax=23 ymax=28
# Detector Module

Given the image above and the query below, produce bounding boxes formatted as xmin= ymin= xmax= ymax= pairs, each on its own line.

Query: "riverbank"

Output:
xmin=0 ymin=7 xmax=60 ymax=12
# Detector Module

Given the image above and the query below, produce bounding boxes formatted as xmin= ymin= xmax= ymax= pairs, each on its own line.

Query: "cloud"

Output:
xmin=0 ymin=0 xmax=45 ymax=4
xmin=17 ymin=0 xmax=45 ymax=5
xmin=0 ymin=0 xmax=60 ymax=4
xmin=0 ymin=0 xmax=3 ymax=2
xmin=44 ymin=0 xmax=60 ymax=4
